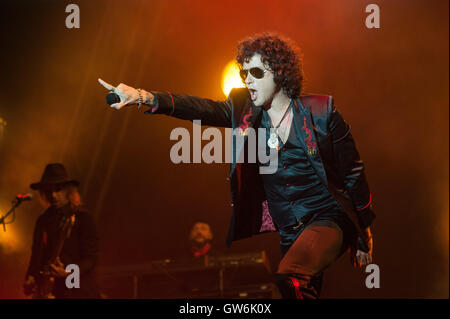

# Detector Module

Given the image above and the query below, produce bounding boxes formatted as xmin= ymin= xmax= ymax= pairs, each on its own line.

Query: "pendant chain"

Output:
xmin=267 ymin=100 xmax=292 ymax=150
xmin=269 ymin=100 xmax=292 ymax=130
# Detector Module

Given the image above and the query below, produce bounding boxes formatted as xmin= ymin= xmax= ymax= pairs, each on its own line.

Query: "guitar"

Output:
xmin=33 ymin=212 xmax=76 ymax=299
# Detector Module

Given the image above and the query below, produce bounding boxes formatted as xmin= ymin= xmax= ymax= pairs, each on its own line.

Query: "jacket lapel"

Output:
xmin=293 ymin=99 xmax=328 ymax=187
xmin=230 ymin=103 xmax=262 ymax=177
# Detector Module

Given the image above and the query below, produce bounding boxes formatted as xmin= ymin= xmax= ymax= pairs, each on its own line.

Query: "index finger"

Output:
xmin=98 ymin=78 xmax=115 ymax=91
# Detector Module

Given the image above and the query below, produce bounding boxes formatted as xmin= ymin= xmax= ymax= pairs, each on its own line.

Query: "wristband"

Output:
xmin=137 ymin=88 xmax=142 ymax=109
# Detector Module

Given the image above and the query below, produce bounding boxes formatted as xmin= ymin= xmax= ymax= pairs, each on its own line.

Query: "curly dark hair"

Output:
xmin=236 ymin=33 xmax=304 ymax=98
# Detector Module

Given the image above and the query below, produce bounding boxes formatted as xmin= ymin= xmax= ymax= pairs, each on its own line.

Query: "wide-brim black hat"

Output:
xmin=30 ymin=163 xmax=79 ymax=190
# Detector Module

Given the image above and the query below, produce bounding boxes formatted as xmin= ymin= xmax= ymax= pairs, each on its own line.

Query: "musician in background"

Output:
xmin=23 ymin=163 xmax=100 ymax=298
xmin=188 ymin=221 xmax=222 ymax=259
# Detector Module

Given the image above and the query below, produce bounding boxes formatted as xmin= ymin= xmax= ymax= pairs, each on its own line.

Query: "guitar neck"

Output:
xmin=47 ymin=213 xmax=75 ymax=265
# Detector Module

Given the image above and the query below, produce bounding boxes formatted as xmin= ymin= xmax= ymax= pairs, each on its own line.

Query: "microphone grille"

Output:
xmin=106 ymin=92 xmax=120 ymax=105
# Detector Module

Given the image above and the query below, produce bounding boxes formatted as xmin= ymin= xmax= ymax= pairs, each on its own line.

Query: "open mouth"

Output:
xmin=248 ymin=89 xmax=258 ymax=101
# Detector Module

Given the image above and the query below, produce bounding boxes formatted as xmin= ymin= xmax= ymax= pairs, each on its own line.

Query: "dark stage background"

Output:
xmin=0 ymin=0 xmax=448 ymax=298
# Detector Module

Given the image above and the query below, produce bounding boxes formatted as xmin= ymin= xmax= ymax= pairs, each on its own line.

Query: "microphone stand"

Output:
xmin=0 ymin=198 xmax=26 ymax=232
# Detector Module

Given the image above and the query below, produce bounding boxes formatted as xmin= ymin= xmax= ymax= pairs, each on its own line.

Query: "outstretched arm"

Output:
xmin=98 ymin=78 xmax=233 ymax=127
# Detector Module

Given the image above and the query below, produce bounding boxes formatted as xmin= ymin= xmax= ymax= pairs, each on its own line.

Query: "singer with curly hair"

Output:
xmin=98 ymin=33 xmax=375 ymax=299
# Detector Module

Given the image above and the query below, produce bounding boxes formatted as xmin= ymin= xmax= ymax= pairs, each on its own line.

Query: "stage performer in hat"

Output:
xmin=23 ymin=163 xmax=100 ymax=298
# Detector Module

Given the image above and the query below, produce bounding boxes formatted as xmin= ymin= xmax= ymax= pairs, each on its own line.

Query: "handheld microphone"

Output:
xmin=16 ymin=193 xmax=33 ymax=201
xmin=106 ymin=92 xmax=120 ymax=105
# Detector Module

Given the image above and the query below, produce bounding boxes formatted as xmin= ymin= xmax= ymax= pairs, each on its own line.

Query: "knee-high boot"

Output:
xmin=274 ymin=273 xmax=323 ymax=299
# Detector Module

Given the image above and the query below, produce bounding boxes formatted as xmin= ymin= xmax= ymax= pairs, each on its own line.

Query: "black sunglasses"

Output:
xmin=239 ymin=67 xmax=267 ymax=81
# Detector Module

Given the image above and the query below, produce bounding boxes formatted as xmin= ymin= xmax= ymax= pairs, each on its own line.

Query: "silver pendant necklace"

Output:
xmin=267 ymin=131 xmax=279 ymax=149
xmin=268 ymin=101 xmax=292 ymax=150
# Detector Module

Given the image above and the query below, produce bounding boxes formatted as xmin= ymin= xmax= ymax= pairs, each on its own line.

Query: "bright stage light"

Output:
xmin=0 ymin=213 xmax=22 ymax=254
xmin=221 ymin=60 xmax=245 ymax=98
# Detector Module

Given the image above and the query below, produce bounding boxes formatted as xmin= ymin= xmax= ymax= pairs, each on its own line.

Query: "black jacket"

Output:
xmin=26 ymin=204 xmax=100 ymax=298
xmin=147 ymin=88 xmax=375 ymax=246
